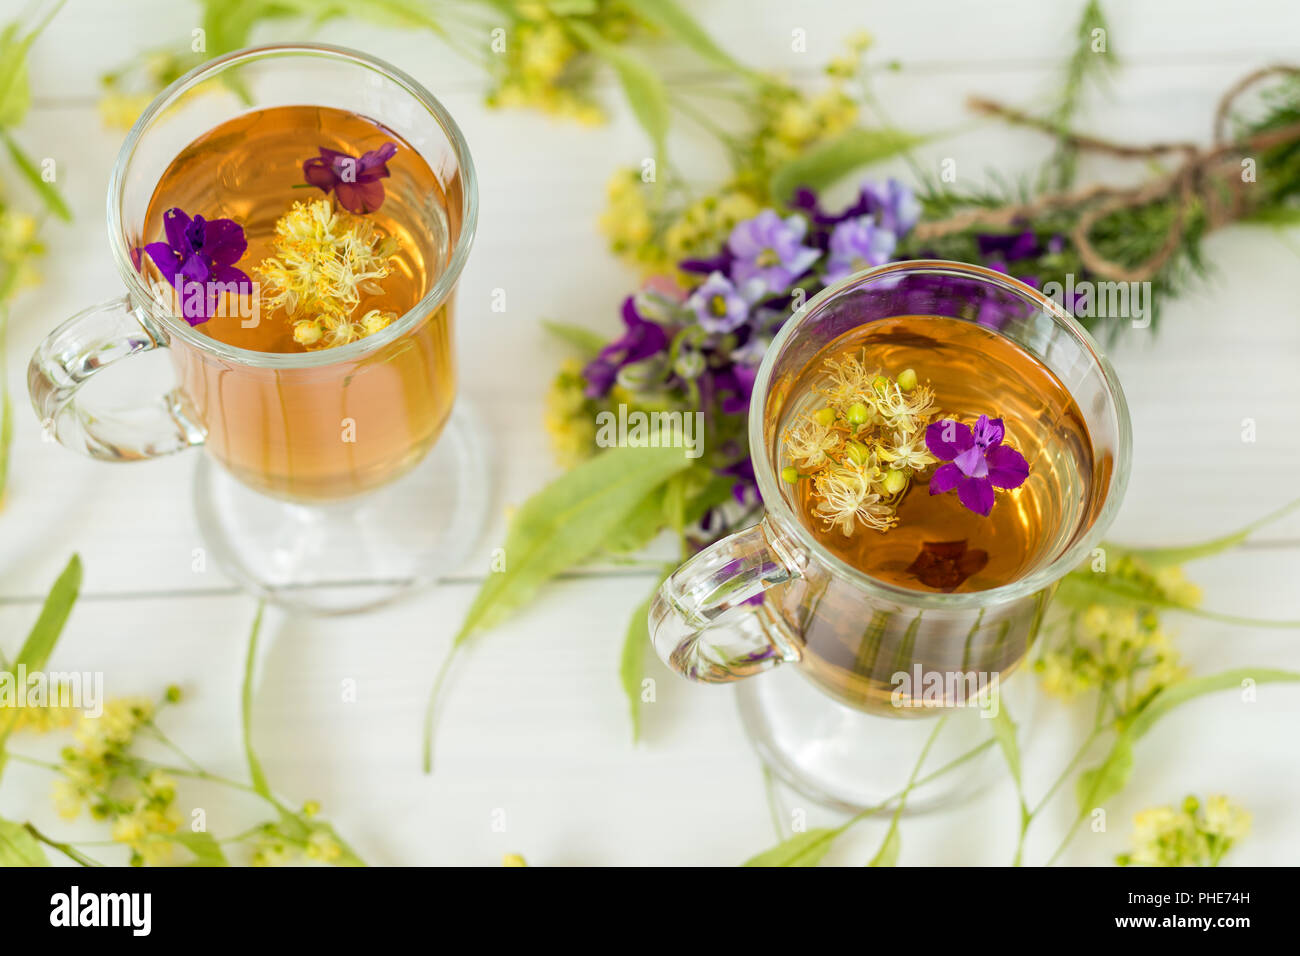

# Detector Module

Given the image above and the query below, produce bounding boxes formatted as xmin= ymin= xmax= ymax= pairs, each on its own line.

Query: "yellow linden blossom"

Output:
xmin=1118 ymin=795 xmax=1250 ymax=867
xmin=485 ymin=15 xmax=605 ymax=124
xmin=663 ymin=189 xmax=762 ymax=266
xmin=0 ymin=208 xmax=43 ymax=293
xmin=545 ymin=360 xmax=598 ymax=467
xmin=503 ymin=853 xmax=528 ymax=867
xmin=256 ymin=199 xmax=397 ymax=350
xmin=305 ymin=829 xmax=343 ymax=862
xmin=783 ymin=355 xmax=938 ymax=535
xmin=600 ymin=170 xmax=661 ymax=270
xmin=877 ymin=430 xmax=937 ymax=472
xmin=9 ymin=678 xmax=80 ymax=733
xmin=874 ymin=380 xmax=938 ymax=432
xmin=111 ymin=796 xmax=182 ymax=866
xmin=812 ymin=460 xmax=894 ymax=536
xmin=1035 ymin=602 xmax=1186 ymax=708
xmin=784 ymin=416 xmax=841 ymax=472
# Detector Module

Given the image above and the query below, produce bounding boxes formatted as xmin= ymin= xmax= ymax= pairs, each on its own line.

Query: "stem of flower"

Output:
xmin=25 ymin=822 xmax=103 ymax=867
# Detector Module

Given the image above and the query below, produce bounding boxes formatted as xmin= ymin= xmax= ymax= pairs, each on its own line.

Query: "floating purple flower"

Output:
xmin=303 ymin=142 xmax=398 ymax=214
xmin=728 ymin=210 xmax=820 ymax=290
xmin=824 ymin=216 xmax=897 ymax=283
xmin=582 ymin=296 xmax=669 ymax=398
xmin=687 ymin=271 xmax=761 ymax=333
xmin=142 ymin=208 xmax=251 ymax=326
xmin=925 ymin=415 xmax=1029 ymax=516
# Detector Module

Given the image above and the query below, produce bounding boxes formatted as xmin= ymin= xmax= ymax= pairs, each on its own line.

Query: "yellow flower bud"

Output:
xmin=293 ymin=319 xmax=324 ymax=347
xmin=883 ymin=468 xmax=908 ymax=495
xmin=897 ymin=368 xmax=918 ymax=392
xmin=813 ymin=407 xmax=836 ymax=426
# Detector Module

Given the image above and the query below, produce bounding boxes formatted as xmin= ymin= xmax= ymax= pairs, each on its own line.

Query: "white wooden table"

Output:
xmin=2 ymin=0 xmax=1299 ymax=866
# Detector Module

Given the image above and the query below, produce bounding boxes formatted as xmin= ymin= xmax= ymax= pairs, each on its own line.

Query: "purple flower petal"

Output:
xmin=957 ymin=476 xmax=995 ymax=516
xmin=179 ymin=253 xmax=210 ymax=284
xmin=925 ymin=420 xmax=974 ymax=460
xmin=162 ymin=208 xmax=192 ymax=252
xmin=953 ymin=443 xmax=989 ymax=478
xmin=211 ymin=264 xmax=253 ymax=294
xmin=142 ymin=242 xmax=181 ymax=284
xmin=928 ymin=462 xmax=963 ymax=495
xmin=202 ymin=217 xmax=248 ymax=266
xmin=972 ymin=414 xmax=1005 ymax=449
xmin=303 ymin=157 xmax=337 ymax=192
xmin=986 ymin=444 xmax=1030 ymax=490
xmin=335 ymin=180 xmax=387 ymax=214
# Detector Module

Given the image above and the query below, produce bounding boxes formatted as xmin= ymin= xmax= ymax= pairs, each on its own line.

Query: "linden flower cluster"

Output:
xmin=255 ymin=198 xmax=398 ymax=350
xmin=782 ymin=353 xmax=938 ymax=536
xmin=484 ymin=5 xmax=624 ymax=124
xmin=1117 ymin=795 xmax=1251 ymax=867
xmin=51 ymin=696 xmax=182 ymax=866
xmin=1038 ymin=560 xmax=1200 ymax=709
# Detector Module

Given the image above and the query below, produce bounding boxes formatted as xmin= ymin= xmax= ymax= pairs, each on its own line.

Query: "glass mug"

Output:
xmin=28 ymin=45 xmax=485 ymax=613
xmin=648 ymin=261 xmax=1131 ymax=809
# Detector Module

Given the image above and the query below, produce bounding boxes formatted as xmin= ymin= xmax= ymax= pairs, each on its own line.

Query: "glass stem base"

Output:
xmin=193 ymin=399 xmax=490 ymax=614
xmin=735 ymin=664 xmax=1037 ymax=813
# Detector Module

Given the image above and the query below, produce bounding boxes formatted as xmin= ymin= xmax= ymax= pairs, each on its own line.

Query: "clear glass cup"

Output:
xmin=648 ymin=260 xmax=1132 ymax=809
xmin=28 ymin=44 xmax=486 ymax=613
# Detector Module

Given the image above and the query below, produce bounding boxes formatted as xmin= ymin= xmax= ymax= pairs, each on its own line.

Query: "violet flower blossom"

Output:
xmin=925 ymin=415 xmax=1029 ymax=516
xmin=824 ymin=216 xmax=898 ymax=283
xmin=142 ymin=208 xmax=251 ymax=326
xmin=303 ymin=142 xmax=398 ymax=214
xmin=582 ymin=296 xmax=669 ymax=398
xmin=727 ymin=210 xmax=820 ymax=290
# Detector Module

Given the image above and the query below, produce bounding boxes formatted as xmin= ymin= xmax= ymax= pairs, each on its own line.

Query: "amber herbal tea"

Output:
xmin=777 ymin=314 xmax=1094 ymax=592
xmin=136 ymin=104 xmax=462 ymax=500
xmin=762 ymin=314 xmax=1098 ymax=710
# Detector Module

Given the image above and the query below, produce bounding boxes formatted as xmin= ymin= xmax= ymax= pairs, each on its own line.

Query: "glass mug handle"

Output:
xmin=28 ymin=294 xmax=205 ymax=460
xmin=648 ymin=517 xmax=805 ymax=682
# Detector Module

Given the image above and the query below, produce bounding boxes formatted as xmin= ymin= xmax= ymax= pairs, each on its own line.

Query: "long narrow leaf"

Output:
xmin=623 ymin=0 xmax=758 ymax=79
xmin=240 ymin=601 xmax=272 ymax=801
xmin=770 ymin=128 xmax=922 ymax=206
xmin=568 ymin=20 xmax=670 ymax=167
xmin=0 ymin=554 xmax=82 ymax=777
xmin=1 ymin=131 xmax=72 ymax=221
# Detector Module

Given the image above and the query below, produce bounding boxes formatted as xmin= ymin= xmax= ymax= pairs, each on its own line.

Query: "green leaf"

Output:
xmin=453 ymin=445 xmax=693 ymax=645
xmin=1055 ymin=571 xmax=1300 ymax=629
xmin=240 ymin=601 xmax=272 ymax=802
xmin=0 ymin=1 xmax=65 ymax=128
xmin=1075 ymin=736 xmax=1132 ymax=811
xmin=623 ymin=0 xmax=757 ymax=78
xmin=0 ymin=24 xmax=33 ymax=129
xmin=1 ymin=131 xmax=72 ymax=221
xmin=0 ymin=817 xmax=49 ymax=866
xmin=619 ymin=573 xmax=669 ymax=743
xmin=867 ymin=824 xmax=901 ymax=867
xmin=568 ymin=21 xmax=670 ymax=166
xmin=742 ymin=827 xmax=840 ymax=867
xmin=989 ymin=692 xmax=1021 ymax=789
xmin=1077 ymin=668 xmax=1300 ymax=813
xmin=0 ymin=554 xmax=82 ymax=770
xmin=169 ymin=830 xmax=228 ymax=867
xmin=770 ymin=128 xmax=921 ymax=206
xmin=541 ymin=319 xmax=608 ymax=356
xmin=605 ymin=485 xmax=670 ymax=553
xmin=424 ymin=445 xmax=693 ymax=771
xmin=1109 ymin=497 xmax=1300 ymax=568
